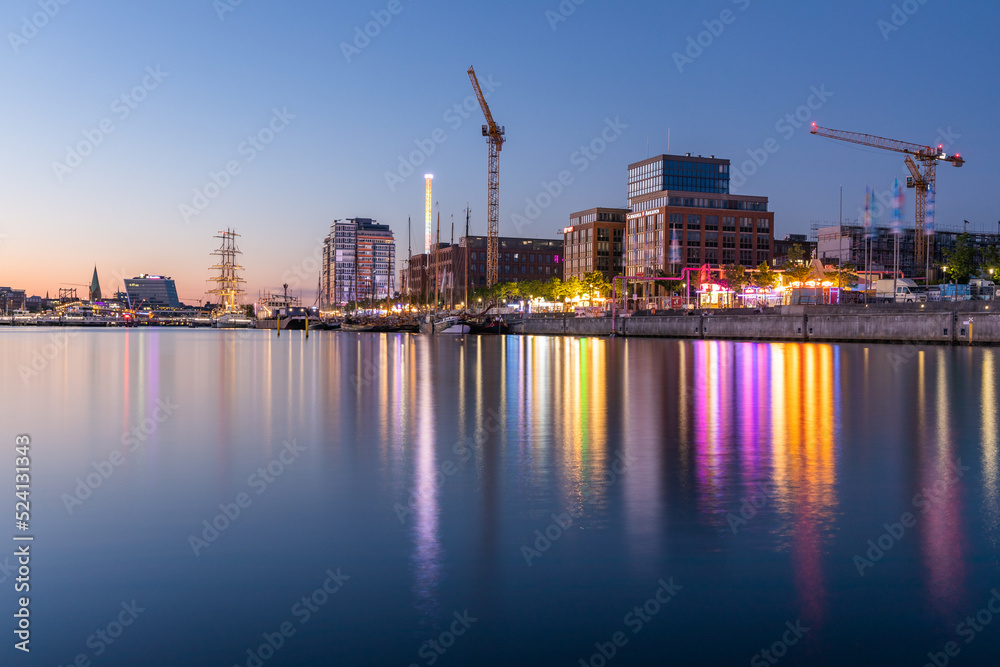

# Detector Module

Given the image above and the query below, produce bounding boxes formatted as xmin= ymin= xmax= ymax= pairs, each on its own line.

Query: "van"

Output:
xmin=874 ymin=278 xmax=926 ymax=303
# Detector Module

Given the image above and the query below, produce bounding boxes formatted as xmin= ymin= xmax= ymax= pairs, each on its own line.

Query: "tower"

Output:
xmin=89 ymin=266 xmax=102 ymax=302
xmin=425 ymin=174 xmax=433 ymax=254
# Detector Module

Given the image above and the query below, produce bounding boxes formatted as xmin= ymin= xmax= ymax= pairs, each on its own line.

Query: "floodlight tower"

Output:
xmin=425 ymin=174 xmax=434 ymax=254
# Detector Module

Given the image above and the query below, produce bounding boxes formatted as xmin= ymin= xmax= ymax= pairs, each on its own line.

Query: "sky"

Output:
xmin=0 ymin=0 xmax=997 ymax=303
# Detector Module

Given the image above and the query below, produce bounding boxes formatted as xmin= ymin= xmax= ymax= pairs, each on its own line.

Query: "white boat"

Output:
xmin=420 ymin=315 xmax=469 ymax=335
xmin=213 ymin=312 xmax=255 ymax=329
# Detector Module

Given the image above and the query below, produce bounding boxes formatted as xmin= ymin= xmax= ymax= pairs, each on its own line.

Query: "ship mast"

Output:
xmin=206 ymin=228 xmax=246 ymax=316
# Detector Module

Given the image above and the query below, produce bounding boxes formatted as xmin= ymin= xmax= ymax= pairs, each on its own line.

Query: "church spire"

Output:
xmin=90 ymin=266 xmax=102 ymax=302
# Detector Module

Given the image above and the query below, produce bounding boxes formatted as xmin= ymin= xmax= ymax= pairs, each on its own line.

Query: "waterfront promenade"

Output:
xmin=516 ymin=301 xmax=1000 ymax=345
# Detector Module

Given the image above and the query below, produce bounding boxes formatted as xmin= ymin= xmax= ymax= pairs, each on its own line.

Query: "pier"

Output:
xmin=514 ymin=302 xmax=1000 ymax=345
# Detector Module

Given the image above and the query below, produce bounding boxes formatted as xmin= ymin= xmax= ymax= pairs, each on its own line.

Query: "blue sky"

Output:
xmin=0 ymin=0 xmax=996 ymax=301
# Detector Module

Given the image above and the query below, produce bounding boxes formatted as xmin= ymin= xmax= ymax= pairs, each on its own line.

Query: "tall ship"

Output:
xmin=207 ymin=229 xmax=253 ymax=329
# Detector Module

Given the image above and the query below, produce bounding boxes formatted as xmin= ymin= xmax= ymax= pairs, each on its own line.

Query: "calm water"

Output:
xmin=2 ymin=329 xmax=999 ymax=666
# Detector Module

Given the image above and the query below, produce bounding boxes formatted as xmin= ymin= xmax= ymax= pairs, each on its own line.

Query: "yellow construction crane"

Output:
xmin=810 ymin=123 xmax=964 ymax=271
xmin=468 ymin=66 xmax=505 ymax=288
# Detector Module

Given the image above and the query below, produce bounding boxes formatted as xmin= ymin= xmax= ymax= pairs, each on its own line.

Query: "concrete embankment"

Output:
xmin=514 ymin=303 xmax=1000 ymax=345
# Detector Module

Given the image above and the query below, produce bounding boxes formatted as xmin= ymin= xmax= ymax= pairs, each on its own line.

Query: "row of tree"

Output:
xmin=470 ymin=271 xmax=612 ymax=305
xmin=943 ymin=233 xmax=1000 ymax=284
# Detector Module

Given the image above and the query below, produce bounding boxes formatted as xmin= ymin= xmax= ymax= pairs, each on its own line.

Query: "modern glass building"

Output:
xmin=625 ymin=154 xmax=774 ymax=278
xmin=124 ymin=275 xmax=182 ymax=308
xmin=628 ymin=153 xmax=730 ymax=200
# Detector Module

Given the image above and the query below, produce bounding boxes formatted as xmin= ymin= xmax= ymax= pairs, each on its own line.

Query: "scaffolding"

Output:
xmin=207 ymin=228 xmax=246 ymax=316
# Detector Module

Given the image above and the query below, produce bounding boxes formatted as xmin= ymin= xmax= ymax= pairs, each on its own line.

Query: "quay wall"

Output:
xmin=515 ymin=309 xmax=1000 ymax=345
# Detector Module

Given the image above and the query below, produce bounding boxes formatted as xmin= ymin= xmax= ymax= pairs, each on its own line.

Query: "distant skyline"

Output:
xmin=1 ymin=0 xmax=998 ymax=301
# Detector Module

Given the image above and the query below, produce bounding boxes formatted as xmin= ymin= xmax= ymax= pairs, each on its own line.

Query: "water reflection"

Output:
xmin=412 ymin=340 xmax=441 ymax=616
xmin=920 ymin=350 xmax=965 ymax=615
xmin=983 ymin=350 xmax=1000 ymax=546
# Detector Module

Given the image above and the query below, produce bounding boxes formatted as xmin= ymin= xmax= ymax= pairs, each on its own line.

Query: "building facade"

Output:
xmin=0 ymin=287 xmax=26 ymax=313
xmin=816 ymin=224 xmax=1000 ymax=278
xmin=625 ymin=154 xmax=774 ymax=279
xmin=773 ymin=234 xmax=817 ymax=268
xmin=562 ymin=208 xmax=627 ymax=282
xmin=321 ymin=218 xmax=396 ymax=306
xmin=404 ymin=236 xmax=563 ymax=304
xmin=125 ymin=275 xmax=182 ymax=308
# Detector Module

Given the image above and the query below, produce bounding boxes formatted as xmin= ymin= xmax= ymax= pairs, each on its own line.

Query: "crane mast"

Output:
xmin=810 ymin=123 xmax=964 ymax=270
xmin=468 ymin=66 xmax=505 ymax=288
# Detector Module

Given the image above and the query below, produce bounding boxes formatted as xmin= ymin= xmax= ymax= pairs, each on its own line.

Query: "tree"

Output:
xmin=582 ymin=271 xmax=611 ymax=305
xmin=656 ymin=269 xmax=686 ymax=296
xmin=787 ymin=243 xmax=807 ymax=265
xmin=752 ymin=261 xmax=778 ymax=289
xmin=562 ymin=276 xmax=583 ymax=302
xmin=980 ymin=245 xmax=1000 ymax=280
xmin=722 ymin=264 xmax=751 ymax=294
xmin=784 ymin=262 xmax=813 ymax=284
xmin=829 ymin=263 xmax=858 ymax=288
xmin=943 ymin=233 xmax=977 ymax=284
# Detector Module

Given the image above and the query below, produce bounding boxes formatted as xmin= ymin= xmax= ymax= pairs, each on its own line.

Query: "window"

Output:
xmin=687 ymin=214 xmax=701 ymax=228
xmin=740 ymin=234 xmax=753 ymax=249
xmin=722 ymin=233 xmax=735 ymax=249
xmin=705 ymin=215 xmax=718 ymax=230
xmin=687 ymin=231 xmax=701 ymax=245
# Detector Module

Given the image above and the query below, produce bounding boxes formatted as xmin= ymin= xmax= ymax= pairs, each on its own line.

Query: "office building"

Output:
xmin=125 ymin=275 xmax=182 ymax=308
xmin=404 ymin=236 xmax=563 ymax=304
xmin=562 ymin=208 xmax=627 ymax=282
xmin=625 ymin=154 xmax=774 ymax=279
